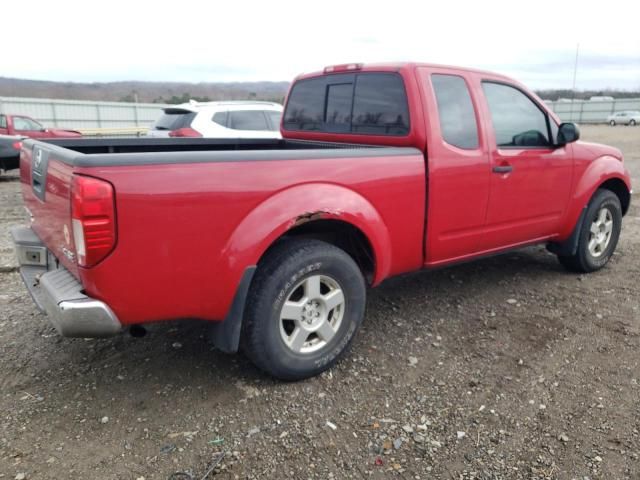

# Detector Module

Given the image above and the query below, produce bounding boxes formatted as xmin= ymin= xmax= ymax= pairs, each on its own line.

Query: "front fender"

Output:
xmin=220 ymin=183 xmax=392 ymax=286
xmin=560 ymin=155 xmax=631 ymax=239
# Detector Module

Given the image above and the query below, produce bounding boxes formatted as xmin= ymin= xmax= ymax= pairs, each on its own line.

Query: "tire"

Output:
xmin=630 ymin=119 xmax=637 ymax=126
xmin=609 ymin=120 xmax=616 ymax=126
xmin=558 ymin=189 xmax=622 ymax=273
xmin=242 ymin=239 xmax=366 ymax=380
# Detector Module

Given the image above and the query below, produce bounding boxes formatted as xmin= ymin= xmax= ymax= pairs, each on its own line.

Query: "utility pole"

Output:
xmin=570 ymin=43 xmax=580 ymax=121
xmin=571 ymin=43 xmax=580 ymax=94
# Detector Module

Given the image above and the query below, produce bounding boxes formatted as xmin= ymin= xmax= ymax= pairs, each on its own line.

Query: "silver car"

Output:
xmin=607 ymin=110 xmax=640 ymax=126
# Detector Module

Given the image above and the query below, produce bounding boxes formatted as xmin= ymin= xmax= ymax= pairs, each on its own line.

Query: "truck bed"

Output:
xmin=45 ymin=137 xmax=380 ymax=155
xmin=19 ymin=137 xmax=427 ymax=328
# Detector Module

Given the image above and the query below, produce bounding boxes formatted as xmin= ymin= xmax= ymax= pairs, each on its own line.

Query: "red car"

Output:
xmin=0 ymin=113 xmax=81 ymax=139
xmin=11 ymin=62 xmax=632 ymax=380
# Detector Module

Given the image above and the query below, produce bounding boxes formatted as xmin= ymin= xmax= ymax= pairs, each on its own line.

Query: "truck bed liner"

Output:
xmin=35 ymin=138 xmax=419 ymax=167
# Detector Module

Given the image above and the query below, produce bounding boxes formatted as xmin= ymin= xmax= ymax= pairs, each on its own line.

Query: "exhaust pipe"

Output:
xmin=129 ymin=325 xmax=147 ymax=338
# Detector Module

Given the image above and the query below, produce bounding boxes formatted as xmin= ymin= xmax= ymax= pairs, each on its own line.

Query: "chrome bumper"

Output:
xmin=10 ymin=226 xmax=122 ymax=338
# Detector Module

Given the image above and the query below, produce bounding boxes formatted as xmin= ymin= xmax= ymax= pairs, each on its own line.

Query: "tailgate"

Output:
xmin=20 ymin=140 xmax=80 ymax=278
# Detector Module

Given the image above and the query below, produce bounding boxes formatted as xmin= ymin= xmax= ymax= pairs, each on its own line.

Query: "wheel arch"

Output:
xmin=259 ymin=218 xmax=376 ymax=284
xmin=598 ymin=177 xmax=631 ymax=216
xmin=221 ymin=183 xmax=393 ymax=288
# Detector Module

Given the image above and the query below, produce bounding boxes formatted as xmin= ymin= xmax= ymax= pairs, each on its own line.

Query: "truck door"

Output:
xmin=0 ymin=115 xmax=8 ymax=135
xmin=12 ymin=116 xmax=48 ymax=138
xmin=479 ymin=81 xmax=573 ymax=250
xmin=418 ymin=67 xmax=491 ymax=265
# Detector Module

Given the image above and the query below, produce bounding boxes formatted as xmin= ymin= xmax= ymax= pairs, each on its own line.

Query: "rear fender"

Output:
xmin=209 ymin=183 xmax=392 ymax=353
xmin=221 ymin=183 xmax=392 ymax=287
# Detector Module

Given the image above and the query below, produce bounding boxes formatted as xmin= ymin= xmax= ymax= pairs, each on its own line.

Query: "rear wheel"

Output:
xmin=242 ymin=239 xmax=366 ymax=380
xmin=558 ymin=189 xmax=622 ymax=272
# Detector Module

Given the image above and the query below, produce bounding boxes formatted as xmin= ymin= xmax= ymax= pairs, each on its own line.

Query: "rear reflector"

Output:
xmin=324 ymin=63 xmax=363 ymax=73
xmin=12 ymin=141 xmax=22 ymax=150
xmin=71 ymin=175 xmax=116 ymax=267
xmin=169 ymin=127 xmax=202 ymax=137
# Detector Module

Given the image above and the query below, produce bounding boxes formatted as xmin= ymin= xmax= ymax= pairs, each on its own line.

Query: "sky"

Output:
xmin=3 ymin=0 xmax=640 ymax=91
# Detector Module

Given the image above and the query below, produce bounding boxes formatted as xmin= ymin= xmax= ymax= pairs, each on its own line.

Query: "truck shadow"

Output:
xmin=0 ymin=174 xmax=20 ymax=183
xmin=44 ymin=245 xmax=575 ymax=386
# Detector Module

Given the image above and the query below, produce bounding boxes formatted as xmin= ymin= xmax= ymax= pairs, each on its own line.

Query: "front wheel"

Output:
xmin=242 ymin=239 xmax=366 ymax=380
xmin=609 ymin=120 xmax=616 ymax=126
xmin=558 ymin=189 xmax=622 ymax=272
xmin=630 ymin=119 xmax=637 ymax=126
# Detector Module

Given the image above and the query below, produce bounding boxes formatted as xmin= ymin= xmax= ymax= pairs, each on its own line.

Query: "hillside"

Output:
xmin=1 ymin=76 xmax=638 ymax=105
xmin=0 ymin=77 xmax=290 ymax=104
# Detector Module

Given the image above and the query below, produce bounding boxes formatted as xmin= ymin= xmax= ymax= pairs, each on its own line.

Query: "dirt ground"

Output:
xmin=0 ymin=125 xmax=638 ymax=480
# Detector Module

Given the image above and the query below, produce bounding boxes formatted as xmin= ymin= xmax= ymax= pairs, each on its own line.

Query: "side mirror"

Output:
xmin=557 ymin=122 xmax=580 ymax=146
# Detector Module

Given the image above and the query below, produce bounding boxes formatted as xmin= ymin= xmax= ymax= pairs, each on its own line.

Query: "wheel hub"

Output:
xmin=588 ymin=207 xmax=614 ymax=258
xmin=302 ymin=300 xmax=322 ymax=325
xmin=278 ymin=274 xmax=345 ymax=354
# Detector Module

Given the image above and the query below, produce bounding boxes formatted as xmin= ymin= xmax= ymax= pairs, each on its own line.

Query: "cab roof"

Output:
xmin=295 ymin=61 xmax=514 ymax=83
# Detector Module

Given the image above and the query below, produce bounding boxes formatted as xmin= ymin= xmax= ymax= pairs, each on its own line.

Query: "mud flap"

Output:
xmin=209 ymin=266 xmax=256 ymax=353
xmin=547 ymin=206 xmax=588 ymax=256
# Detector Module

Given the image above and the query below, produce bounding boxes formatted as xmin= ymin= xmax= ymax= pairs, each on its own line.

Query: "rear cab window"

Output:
xmin=283 ymin=72 xmax=410 ymax=136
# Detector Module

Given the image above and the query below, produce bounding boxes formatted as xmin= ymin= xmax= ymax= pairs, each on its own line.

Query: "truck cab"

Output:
xmin=0 ymin=113 xmax=82 ymax=139
xmin=282 ymin=62 xmax=631 ymax=265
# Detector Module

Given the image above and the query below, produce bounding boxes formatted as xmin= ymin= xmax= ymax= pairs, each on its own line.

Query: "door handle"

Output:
xmin=492 ymin=165 xmax=513 ymax=174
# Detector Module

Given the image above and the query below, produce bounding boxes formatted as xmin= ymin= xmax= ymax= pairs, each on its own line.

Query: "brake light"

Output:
xmin=324 ymin=63 xmax=363 ymax=73
xmin=169 ymin=127 xmax=202 ymax=137
xmin=12 ymin=141 xmax=22 ymax=150
xmin=71 ymin=175 xmax=116 ymax=267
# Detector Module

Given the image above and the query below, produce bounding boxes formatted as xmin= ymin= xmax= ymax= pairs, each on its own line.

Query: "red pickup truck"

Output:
xmin=12 ymin=62 xmax=632 ymax=380
xmin=0 ymin=113 xmax=81 ymax=139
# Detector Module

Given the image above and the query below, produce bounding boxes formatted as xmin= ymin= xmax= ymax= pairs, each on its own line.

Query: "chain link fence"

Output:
xmin=0 ymin=96 xmax=167 ymax=131
xmin=2 ymin=95 xmax=639 ymax=131
xmin=546 ymin=98 xmax=640 ymax=123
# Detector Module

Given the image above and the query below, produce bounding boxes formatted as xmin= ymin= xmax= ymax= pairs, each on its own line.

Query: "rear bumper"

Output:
xmin=10 ymin=226 xmax=122 ymax=337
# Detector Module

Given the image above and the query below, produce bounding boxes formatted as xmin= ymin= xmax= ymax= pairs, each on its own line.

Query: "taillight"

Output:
xmin=324 ymin=63 xmax=363 ymax=73
xmin=12 ymin=141 xmax=22 ymax=150
xmin=169 ymin=127 xmax=202 ymax=137
xmin=71 ymin=175 xmax=116 ymax=267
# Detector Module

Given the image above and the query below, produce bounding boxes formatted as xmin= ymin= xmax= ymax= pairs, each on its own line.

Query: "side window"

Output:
xmin=482 ymin=82 xmax=550 ymax=147
xmin=431 ymin=74 xmax=479 ymax=149
xmin=212 ymin=111 xmax=228 ymax=127
xmin=14 ymin=116 xmax=43 ymax=131
xmin=266 ymin=111 xmax=282 ymax=131
xmin=0 ymin=115 xmax=6 ymax=129
xmin=228 ymin=111 xmax=269 ymax=131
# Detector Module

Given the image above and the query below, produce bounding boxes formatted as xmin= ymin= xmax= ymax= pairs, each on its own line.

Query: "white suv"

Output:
xmin=148 ymin=101 xmax=283 ymax=138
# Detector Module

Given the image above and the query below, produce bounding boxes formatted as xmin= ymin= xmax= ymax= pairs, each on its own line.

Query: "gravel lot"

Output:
xmin=1 ymin=125 xmax=639 ymax=480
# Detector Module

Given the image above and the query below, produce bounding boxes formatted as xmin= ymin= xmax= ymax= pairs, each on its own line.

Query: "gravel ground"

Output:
xmin=1 ymin=125 xmax=639 ymax=480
